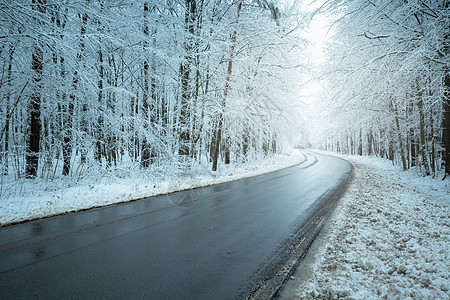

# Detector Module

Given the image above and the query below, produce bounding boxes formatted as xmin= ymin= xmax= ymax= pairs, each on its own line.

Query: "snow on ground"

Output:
xmin=0 ymin=149 xmax=305 ymax=226
xmin=2 ymin=150 xmax=448 ymax=298
xmin=295 ymin=153 xmax=450 ymax=299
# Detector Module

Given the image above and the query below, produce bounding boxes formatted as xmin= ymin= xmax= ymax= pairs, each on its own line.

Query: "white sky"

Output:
xmin=301 ymin=1 xmax=334 ymax=104
xmin=296 ymin=0 xmax=336 ymax=146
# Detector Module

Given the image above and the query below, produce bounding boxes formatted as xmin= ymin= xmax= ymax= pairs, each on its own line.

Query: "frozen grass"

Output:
xmin=296 ymin=152 xmax=450 ymax=299
xmin=0 ymin=149 xmax=306 ymax=226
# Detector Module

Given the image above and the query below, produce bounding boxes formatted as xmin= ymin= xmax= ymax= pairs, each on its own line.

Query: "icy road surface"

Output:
xmin=0 ymin=151 xmax=351 ymax=299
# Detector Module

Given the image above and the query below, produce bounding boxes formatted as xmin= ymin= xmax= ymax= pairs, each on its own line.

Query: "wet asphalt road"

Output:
xmin=0 ymin=151 xmax=351 ymax=299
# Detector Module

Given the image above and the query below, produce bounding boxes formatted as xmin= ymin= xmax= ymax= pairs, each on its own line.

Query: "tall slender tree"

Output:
xmin=212 ymin=1 xmax=242 ymax=171
xmin=26 ymin=0 xmax=46 ymax=177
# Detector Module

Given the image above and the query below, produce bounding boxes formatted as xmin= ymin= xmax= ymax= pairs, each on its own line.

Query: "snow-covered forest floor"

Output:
xmin=0 ymin=149 xmax=306 ymax=226
xmin=292 ymin=153 xmax=450 ymax=299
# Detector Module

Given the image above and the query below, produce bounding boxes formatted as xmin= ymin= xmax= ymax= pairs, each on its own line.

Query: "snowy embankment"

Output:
xmin=294 ymin=153 xmax=449 ymax=299
xmin=0 ymin=150 xmax=305 ymax=226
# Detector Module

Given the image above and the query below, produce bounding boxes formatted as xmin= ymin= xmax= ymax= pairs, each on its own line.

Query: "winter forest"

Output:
xmin=312 ymin=0 xmax=450 ymax=178
xmin=0 ymin=0 xmax=449 ymax=190
xmin=0 ymin=0 xmax=305 ymax=183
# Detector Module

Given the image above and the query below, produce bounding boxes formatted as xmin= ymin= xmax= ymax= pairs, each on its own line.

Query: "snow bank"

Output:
xmin=296 ymin=154 xmax=449 ymax=299
xmin=0 ymin=150 xmax=306 ymax=226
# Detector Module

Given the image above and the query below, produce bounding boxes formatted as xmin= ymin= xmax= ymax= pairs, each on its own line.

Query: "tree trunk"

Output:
xmin=410 ymin=128 xmax=417 ymax=167
xmin=62 ymin=102 xmax=73 ymax=176
xmin=212 ymin=1 xmax=242 ymax=171
xmin=395 ymin=116 xmax=407 ymax=171
xmin=141 ymin=1 xmax=151 ymax=168
xmin=224 ymin=143 xmax=230 ymax=165
xmin=179 ymin=0 xmax=197 ymax=157
xmin=430 ymin=112 xmax=436 ymax=176
xmin=358 ymin=129 xmax=363 ymax=156
xmin=26 ymin=0 xmax=46 ymax=178
xmin=62 ymin=50 xmax=73 ymax=176
xmin=3 ymin=43 xmax=15 ymax=175
xmin=96 ymin=37 xmax=104 ymax=165
xmin=443 ymin=72 xmax=450 ymax=176
xmin=51 ymin=6 xmax=71 ymax=176
xmin=442 ymin=0 xmax=450 ymax=177
xmin=418 ymin=98 xmax=430 ymax=175
xmin=391 ymin=101 xmax=407 ymax=170
xmin=79 ymin=1 xmax=89 ymax=165
xmin=368 ymin=131 xmax=373 ymax=156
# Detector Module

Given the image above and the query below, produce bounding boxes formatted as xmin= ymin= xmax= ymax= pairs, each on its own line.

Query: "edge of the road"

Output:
xmin=0 ymin=150 xmax=312 ymax=229
xmin=247 ymin=151 xmax=354 ymax=300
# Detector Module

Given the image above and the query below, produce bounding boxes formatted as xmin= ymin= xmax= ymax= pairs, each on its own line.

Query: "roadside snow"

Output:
xmin=295 ymin=154 xmax=450 ymax=299
xmin=0 ymin=149 xmax=305 ymax=226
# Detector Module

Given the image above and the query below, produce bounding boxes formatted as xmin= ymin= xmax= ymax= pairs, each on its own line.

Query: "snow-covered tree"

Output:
xmin=0 ymin=0 xmax=306 ymax=181
xmin=314 ymin=0 xmax=450 ymax=177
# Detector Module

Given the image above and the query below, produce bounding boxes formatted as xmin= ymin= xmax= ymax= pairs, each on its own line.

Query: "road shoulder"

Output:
xmin=278 ymin=155 xmax=449 ymax=299
xmin=1 ymin=150 xmax=307 ymax=226
xmin=276 ymin=166 xmax=350 ymax=299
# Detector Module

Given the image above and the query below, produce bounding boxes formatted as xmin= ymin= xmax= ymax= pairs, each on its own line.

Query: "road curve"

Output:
xmin=0 ymin=151 xmax=352 ymax=299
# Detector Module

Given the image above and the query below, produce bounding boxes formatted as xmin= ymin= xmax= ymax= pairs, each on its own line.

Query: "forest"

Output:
xmin=0 ymin=0 xmax=449 ymax=188
xmin=0 ymin=0 xmax=305 ymax=183
xmin=312 ymin=0 xmax=450 ymax=178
